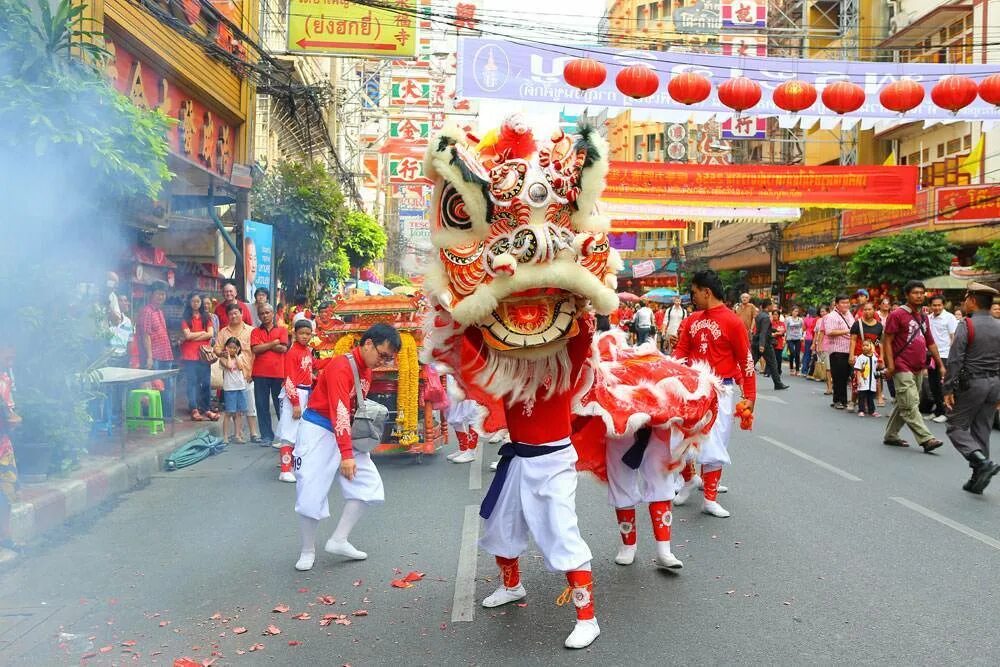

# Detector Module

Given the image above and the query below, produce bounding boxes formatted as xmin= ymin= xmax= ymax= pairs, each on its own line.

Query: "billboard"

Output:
xmin=287 ymin=0 xmax=417 ymax=57
xmin=243 ymin=220 xmax=274 ymax=301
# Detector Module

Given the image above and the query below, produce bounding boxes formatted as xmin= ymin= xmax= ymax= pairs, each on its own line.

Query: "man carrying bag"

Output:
xmin=291 ymin=324 xmax=401 ymax=571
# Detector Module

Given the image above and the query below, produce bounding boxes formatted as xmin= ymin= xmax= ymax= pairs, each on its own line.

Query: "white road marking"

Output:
xmin=755 ymin=395 xmax=788 ymax=405
xmin=758 ymin=436 xmax=862 ymax=482
xmin=890 ymin=496 xmax=1000 ymax=551
xmin=469 ymin=446 xmax=482 ymax=491
xmin=451 ymin=505 xmax=480 ymax=622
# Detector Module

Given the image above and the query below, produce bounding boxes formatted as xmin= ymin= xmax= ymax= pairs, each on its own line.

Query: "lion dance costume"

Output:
xmin=421 ymin=116 xmax=720 ymax=649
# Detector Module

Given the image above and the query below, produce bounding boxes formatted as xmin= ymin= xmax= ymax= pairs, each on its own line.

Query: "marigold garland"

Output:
xmin=333 ymin=333 xmax=359 ymax=357
xmin=397 ymin=332 xmax=420 ymax=445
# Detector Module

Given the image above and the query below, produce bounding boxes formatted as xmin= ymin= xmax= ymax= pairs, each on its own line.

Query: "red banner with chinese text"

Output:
xmin=935 ymin=185 xmax=1000 ymax=224
xmin=605 ymin=162 xmax=919 ymax=210
xmin=841 ymin=190 xmax=932 ymax=239
xmin=610 ymin=219 xmax=688 ymax=231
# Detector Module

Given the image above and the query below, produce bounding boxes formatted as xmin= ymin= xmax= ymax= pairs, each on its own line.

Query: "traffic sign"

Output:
xmin=286 ymin=0 xmax=418 ymax=57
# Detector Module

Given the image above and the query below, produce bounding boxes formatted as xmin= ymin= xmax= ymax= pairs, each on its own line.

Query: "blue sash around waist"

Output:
xmin=479 ymin=442 xmax=570 ymax=519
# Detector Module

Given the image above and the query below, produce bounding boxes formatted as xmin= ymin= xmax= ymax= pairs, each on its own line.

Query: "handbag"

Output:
xmin=346 ymin=353 xmax=388 ymax=453
xmin=199 ymin=345 xmax=218 ymax=364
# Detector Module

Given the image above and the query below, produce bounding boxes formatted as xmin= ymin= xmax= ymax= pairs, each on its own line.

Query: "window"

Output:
xmin=906 ymin=151 xmax=921 ymax=166
xmin=637 ymin=6 xmax=646 ymax=29
xmin=964 ymin=134 xmax=972 ymax=149
xmin=634 ymin=135 xmax=644 ymax=159
xmin=937 ymin=144 xmax=945 ymax=158
xmin=922 ymin=148 xmax=930 ymax=162
xmin=946 ymin=138 xmax=961 ymax=154
xmin=647 ymin=133 xmax=657 ymax=152
xmin=656 ymin=231 xmax=666 ymax=240
xmin=650 ymin=3 xmax=659 ymax=20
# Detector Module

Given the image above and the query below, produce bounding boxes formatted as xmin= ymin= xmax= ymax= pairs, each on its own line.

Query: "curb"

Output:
xmin=4 ymin=426 xmax=219 ymax=549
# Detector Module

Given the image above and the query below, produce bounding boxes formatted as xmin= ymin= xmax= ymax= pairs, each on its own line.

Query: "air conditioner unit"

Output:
xmin=635 ymin=152 xmax=644 ymax=161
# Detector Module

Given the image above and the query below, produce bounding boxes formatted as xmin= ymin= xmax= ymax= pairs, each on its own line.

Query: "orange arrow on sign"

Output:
xmin=295 ymin=38 xmax=398 ymax=50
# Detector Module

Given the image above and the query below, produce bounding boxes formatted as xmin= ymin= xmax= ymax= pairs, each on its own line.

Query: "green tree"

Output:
xmin=251 ymin=161 xmax=347 ymax=302
xmin=848 ymin=230 xmax=955 ymax=293
xmin=341 ymin=210 xmax=387 ymax=270
xmin=974 ymin=239 xmax=1000 ymax=273
xmin=384 ymin=272 xmax=413 ymax=289
xmin=784 ymin=256 xmax=848 ymax=308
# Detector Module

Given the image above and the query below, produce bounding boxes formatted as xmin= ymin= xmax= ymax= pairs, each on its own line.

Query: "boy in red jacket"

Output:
xmin=275 ymin=319 xmax=315 ymax=482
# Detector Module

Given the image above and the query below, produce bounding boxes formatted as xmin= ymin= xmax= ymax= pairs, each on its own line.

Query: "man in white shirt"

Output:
xmin=633 ymin=301 xmax=655 ymax=346
xmin=924 ymin=296 xmax=958 ymax=422
xmin=663 ymin=296 xmax=686 ymax=352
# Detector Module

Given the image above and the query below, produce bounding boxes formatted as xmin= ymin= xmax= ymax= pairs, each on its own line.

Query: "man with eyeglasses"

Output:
xmin=291 ymin=324 xmax=401 ymax=572
xmin=943 ymin=282 xmax=1000 ymax=494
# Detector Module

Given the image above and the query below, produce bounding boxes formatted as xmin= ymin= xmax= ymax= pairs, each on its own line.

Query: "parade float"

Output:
xmin=312 ymin=290 xmax=447 ymax=457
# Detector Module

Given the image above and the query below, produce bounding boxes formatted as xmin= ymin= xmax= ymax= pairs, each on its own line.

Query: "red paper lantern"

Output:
xmin=717 ymin=77 xmax=762 ymax=113
xmin=978 ymin=73 xmax=1000 ymax=106
xmin=667 ymin=71 xmax=711 ymax=105
xmin=931 ymin=75 xmax=978 ymax=113
xmin=563 ymin=58 xmax=607 ymax=91
xmin=879 ymin=79 xmax=925 ymax=115
xmin=616 ymin=65 xmax=660 ymax=99
xmin=821 ymin=80 xmax=866 ymax=114
xmin=773 ymin=79 xmax=817 ymax=113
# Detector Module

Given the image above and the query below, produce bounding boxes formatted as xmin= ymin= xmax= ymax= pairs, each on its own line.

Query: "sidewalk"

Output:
xmin=1 ymin=421 xmax=220 ymax=560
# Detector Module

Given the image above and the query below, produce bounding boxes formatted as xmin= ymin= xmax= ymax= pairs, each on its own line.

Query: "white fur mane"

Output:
xmin=476 ymin=346 xmax=572 ymax=406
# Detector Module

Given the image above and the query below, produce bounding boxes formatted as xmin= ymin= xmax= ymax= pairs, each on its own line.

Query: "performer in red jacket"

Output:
xmin=275 ymin=319 xmax=315 ymax=482
xmin=291 ymin=324 xmax=400 ymax=572
xmin=672 ymin=270 xmax=756 ymax=518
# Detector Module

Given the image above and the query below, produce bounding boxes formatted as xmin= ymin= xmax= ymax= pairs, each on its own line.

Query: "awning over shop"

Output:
xmin=705 ymin=222 xmax=774 ymax=271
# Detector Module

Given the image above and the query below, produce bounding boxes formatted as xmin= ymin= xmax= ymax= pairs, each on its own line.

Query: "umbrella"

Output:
xmin=643 ymin=287 xmax=680 ymax=304
xmin=391 ymin=285 xmax=418 ymax=295
xmin=617 ymin=292 xmax=640 ymax=302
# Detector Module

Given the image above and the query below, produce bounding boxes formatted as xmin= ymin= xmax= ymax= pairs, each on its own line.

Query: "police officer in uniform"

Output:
xmin=943 ymin=282 xmax=1000 ymax=494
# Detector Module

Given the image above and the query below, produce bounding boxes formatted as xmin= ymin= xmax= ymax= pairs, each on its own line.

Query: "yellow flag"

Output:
xmin=959 ymin=134 xmax=984 ymax=177
xmin=882 ymin=151 xmax=896 ymax=166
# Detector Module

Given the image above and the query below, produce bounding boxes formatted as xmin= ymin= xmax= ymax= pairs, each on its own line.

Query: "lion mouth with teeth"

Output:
xmin=481 ymin=289 xmax=579 ymax=352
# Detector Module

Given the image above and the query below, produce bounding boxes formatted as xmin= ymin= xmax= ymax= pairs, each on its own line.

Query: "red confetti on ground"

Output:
xmin=159 ymin=621 xmax=170 ymax=627
xmin=99 ymin=646 xmax=113 ymax=654
xmin=172 ymin=659 xmax=200 ymax=667
xmin=352 ymin=610 xmax=368 ymax=617
xmin=440 ymin=623 xmax=447 ymax=630
xmin=209 ymin=613 xmax=221 ymax=620
xmin=121 ymin=640 xmax=137 ymax=647
xmin=297 ymin=588 xmax=309 ymax=593
xmin=403 ymin=571 xmax=425 ymax=583
xmin=248 ymin=643 xmax=265 ymax=652
xmin=390 ymin=579 xmax=413 ymax=589
xmin=335 ymin=618 xmax=352 ymax=626
xmin=272 ymin=604 xmax=290 ymax=613
xmin=516 ymin=603 xmax=528 ymax=608
xmin=202 ymin=659 xmax=217 ymax=667
xmin=288 ymin=641 xmax=301 ymax=646
xmin=264 ymin=625 xmax=281 ymax=636
xmin=292 ymin=613 xmax=311 ymax=620
xmin=235 ymin=650 xmax=246 ymax=655
xmin=352 ymin=580 xmax=362 ymax=587
xmin=316 ymin=595 xmax=336 ymax=605
xmin=232 ymin=627 xmax=247 ymax=635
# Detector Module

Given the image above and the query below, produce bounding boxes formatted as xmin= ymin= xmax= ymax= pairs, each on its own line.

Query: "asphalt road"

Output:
xmin=1 ymin=374 xmax=998 ymax=666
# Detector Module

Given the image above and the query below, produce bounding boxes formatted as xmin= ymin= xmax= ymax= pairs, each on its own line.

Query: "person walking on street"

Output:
xmin=633 ymin=300 xmax=655 ymax=346
xmin=785 ymin=306 xmax=804 ymax=376
xmin=663 ymin=296 xmax=686 ymax=353
xmin=251 ymin=303 xmax=289 ymax=445
xmin=139 ymin=281 xmax=176 ymax=421
xmin=753 ymin=300 xmax=788 ymax=390
xmin=821 ymin=295 xmax=854 ymax=410
xmin=943 ymin=283 xmax=1000 ymax=494
xmin=849 ymin=302 xmax=883 ymax=410
xmin=735 ymin=293 xmax=758 ymax=338
xmin=802 ymin=307 xmax=817 ymax=378
xmin=925 ymin=295 xmax=958 ymax=423
xmin=853 ymin=340 xmax=880 ymax=418
xmin=882 ymin=281 xmax=945 ymax=452
xmin=770 ymin=308 xmax=787 ymax=372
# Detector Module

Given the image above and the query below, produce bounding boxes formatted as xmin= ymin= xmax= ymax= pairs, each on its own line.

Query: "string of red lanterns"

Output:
xmin=559 ymin=58 xmax=995 ymax=116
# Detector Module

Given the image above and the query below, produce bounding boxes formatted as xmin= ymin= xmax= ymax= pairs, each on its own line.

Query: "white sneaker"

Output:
xmin=614 ymin=544 xmax=637 ymax=566
xmin=564 ymin=618 xmax=600 ymax=649
xmin=294 ymin=551 xmax=315 ymax=571
xmin=451 ymin=449 xmax=476 ymax=464
xmin=271 ymin=441 xmax=284 ymax=449
xmin=702 ymin=500 xmax=731 ymax=518
xmin=674 ymin=480 xmax=696 ymax=506
xmin=718 ymin=484 xmax=729 ymax=493
xmin=482 ymin=584 xmax=526 ymax=608
xmin=932 ymin=414 xmax=947 ymax=423
xmin=654 ymin=543 xmax=683 ymax=569
xmin=324 ymin=538 xmax=368 ymax=560
xmin=446 ymin=450 xmax=462 ymax=460
xmin=278 ymin=471 xmax=296 ymax=483
xmin=489 ymin=460 xmax=499 ymax=472
xmin=488 ymin=434 xmax=505 ymax=444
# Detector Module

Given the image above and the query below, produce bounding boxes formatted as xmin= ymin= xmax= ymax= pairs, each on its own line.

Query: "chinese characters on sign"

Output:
xmin=389 ymin=156 xmax=431 ymax=184
xmin=721 ymin=0 xmax=767 ymax=29
xmin=390 ymin=75 xmax=431 ymax=106
xmin=389 ymin=116 xmax=431 ymax=140
xmin=287 ymin=0 xmax=418 ymax=57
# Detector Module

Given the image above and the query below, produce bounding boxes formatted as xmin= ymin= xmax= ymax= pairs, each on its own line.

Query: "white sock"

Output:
xmin=299 ymin=515 xmax=319 ymax=555
xmin=331 ymin=499 xmax=366 ymax=542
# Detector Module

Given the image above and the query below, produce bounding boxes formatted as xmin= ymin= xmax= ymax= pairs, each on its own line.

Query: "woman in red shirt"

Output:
xmin=771 ymin=309 xmax=787 ymax=369
xmin=180 ymin=293 xmax=218 ymax=421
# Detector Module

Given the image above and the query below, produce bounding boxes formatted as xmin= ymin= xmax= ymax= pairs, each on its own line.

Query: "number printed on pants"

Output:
xmin=293 ymin=456 xmax=302 ymax=471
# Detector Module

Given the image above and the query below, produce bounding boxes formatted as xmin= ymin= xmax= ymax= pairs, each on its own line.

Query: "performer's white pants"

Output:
xmin=605 ymin=428 xmax=680 ymax=508
xmin=276 ymin=388 xmax=308 ymax=445
xmin=698 ymin=384 xmax=737 ymax=470
xmin=479 ymin=444 xmax=592 ymax=573
xmin=293 ymin=420 xmax=384 ymax=520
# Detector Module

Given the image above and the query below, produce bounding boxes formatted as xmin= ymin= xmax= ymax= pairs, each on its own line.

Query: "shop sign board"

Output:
xmin=390 ymin=75 xmax=432 ymax=107
xmin=721 ymin=0 xmax=766 ymax=29
xmin=672 ymin=0 xmax=721 ymax=35
xmin=243 ymin=220 xmax=275 ymax=301
xmin=841 ymin=190 xmax=932 ymax=239
xmin=720 ymin=32 xmax=767 ymax=57
xmin=388 ymin=155 xmax=432 ymax=184
xmin=935 ymin=185 xmax=1000 ymax=224
xmin=721 ymin=115 xmax=767 ymax=140
xmin=389 ymin=116 xmax=432 ymax=140
xmin=286 ymin=0 xmax=418 ymax=57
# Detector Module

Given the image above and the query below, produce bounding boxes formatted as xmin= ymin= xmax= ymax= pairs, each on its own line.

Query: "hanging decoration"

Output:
xmin=615 ymin=64 xmax=659 ymax=99
xmin=717 ymin=76 xmax=761 ymax=113
xmin=667 ymin=71 xmax=711 ymax=106
xmin=562 ymin=58 xmax=607 ymax=91
xmin=931 ymin=75 xmax=979 ymax=113
xmin=978 ymin=73 xmax=1000 ymax=107
xmin=772 ymin=79 xmax=817 ymax=113
xmin=396 ymin=332 xmax=420 ymax=446
xmin=821 ymin=80 xmax=865 ymax=114
xmin=879 ymin=79 xmax=925 ymax=115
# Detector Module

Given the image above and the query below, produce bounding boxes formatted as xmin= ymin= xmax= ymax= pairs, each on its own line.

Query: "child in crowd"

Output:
xmin=853 ymin=340 xmax=880 ymax=417
xmin=276 ymin=320 xmax=315 ymax=482
xmin=220 ymin=337 xmax=251 ymax=442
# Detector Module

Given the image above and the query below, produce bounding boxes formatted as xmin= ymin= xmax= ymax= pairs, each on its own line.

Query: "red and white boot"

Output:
xmin=649 ymin=501 xmax=683 ymax=569
xmin=702 ymin=468 xmax=731 ymax=518
xmin=562 ymin=569 xmax=599 ymax=649
xmin=674 ymin=458 xmax=698 ymax=505
xmin=450 ymin=430 xmax=478 ymax=464
xmin=278 ymin=445 xmax=296 ymax=483
xmin=614 ymin=507 xmax=637 ymax=565
xmin=482 ymin=556 xmax=526 ymax=607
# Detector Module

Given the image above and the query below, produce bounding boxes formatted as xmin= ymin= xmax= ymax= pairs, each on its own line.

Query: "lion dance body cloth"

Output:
xmin=420 ymin=115 xmax=721 ymax=649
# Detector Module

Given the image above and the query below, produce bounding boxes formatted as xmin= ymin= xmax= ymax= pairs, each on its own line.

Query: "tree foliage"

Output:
xmin=974 ymin=239 xmax=1000 ymax=274
xmin=784 ymin=256 xmax=848 ymax=308
xmin=848 ymin=230 xmax=955 ymax=293
xmin=341 ymin=210 xmax=387 ymax=269
xmin=384 ymin=272 xmax=413 ymax=289
xmin=0 ymin=0 xmax=173 ymax=201
xmin=251 ymin=161 xmax=347 ymax=303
